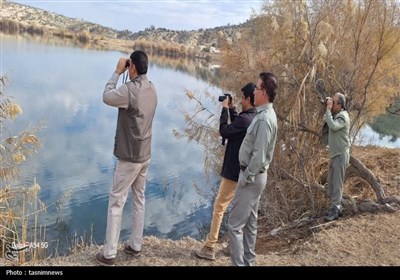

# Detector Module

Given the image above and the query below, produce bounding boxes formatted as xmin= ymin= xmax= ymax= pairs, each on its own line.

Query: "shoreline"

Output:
xmin=0 ymin=31 xmax=222 ymax=65
xmin=2 ymin=211 xmax=400 ymax=266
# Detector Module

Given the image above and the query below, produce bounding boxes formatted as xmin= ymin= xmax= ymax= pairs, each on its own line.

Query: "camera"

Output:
xmin=125 ymin=59 xmax=130 ymax=68
xmin=218 ymin=93 xmax=232 ymax=102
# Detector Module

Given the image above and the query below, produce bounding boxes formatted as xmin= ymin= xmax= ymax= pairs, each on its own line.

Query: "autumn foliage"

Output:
xmin=218 ymin=0 xmax=400 ymax=226
xmin=181 ymin=0 xmax=400 ymax=229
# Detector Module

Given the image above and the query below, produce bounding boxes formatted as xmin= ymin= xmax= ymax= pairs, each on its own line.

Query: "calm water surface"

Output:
xmin=1 ymin=35 xmax=220 ymax=253
xmin=1 ymin=34 xmax=398 ymax=255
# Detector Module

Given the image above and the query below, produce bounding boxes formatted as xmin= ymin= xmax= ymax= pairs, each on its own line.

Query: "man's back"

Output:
xmin=114 ymin=75 xmax=157 ymax=163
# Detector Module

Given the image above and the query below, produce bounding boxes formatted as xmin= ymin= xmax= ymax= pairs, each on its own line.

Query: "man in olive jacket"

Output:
xmin=324 ymin=92 xmax=350 ymax=221
xmin=195 ymin=83 xmax=257 ymax=261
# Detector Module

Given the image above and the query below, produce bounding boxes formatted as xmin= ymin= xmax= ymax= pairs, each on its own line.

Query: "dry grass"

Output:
xmin=1 ymin=76 xmax=45 ymax=264
xmin=1 ymin=211 xmax=398 ymax=266
xmin=1 ymin=146 xmax=397 ymax=267
xmin=270 ymin=212 xmax=400 ymax=266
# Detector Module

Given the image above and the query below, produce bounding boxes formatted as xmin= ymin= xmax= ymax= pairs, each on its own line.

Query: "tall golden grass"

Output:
xmin=179 ymin=0 xmax=400 ymax=232
xmin=1 ymin=74 xmax=100 ymax=264
xmin=0 ymin=76 xmax=46 ymax=263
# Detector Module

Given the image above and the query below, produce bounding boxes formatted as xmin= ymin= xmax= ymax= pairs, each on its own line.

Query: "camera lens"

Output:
xmin=219 ymin=93 xmax=232 ymax=102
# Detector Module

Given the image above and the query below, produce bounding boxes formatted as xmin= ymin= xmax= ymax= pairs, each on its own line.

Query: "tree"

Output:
xmin=227 ymin=0 xmax=400 ymax=221
xmin=180 ymin=0 xmax=400 ymax=229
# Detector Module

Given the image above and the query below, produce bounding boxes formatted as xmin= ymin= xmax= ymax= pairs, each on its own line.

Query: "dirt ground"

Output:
xmin=2 ymin=146 xmax=399 ymax=266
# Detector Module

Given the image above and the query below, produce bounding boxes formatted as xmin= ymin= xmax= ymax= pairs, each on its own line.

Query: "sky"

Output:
xmin=12 ymin=0 xmax=263 ymax=32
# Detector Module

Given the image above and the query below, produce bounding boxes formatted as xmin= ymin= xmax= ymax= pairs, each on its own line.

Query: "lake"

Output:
xmin=1 ymin=34 xmax=399 ymax=256
xmin=1 ymin=34 xmax=221 ymax=254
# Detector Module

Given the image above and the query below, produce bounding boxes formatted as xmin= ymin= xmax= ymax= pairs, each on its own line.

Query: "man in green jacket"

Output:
xmin=228 ymin=72 xmax=278 ymax=266
xmin=324 ymin=92 xmax=350 ymax=221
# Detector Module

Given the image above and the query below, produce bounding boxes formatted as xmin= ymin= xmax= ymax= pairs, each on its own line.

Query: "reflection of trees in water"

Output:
xmin=149 ymin=55 xmax=221 ymax=87
xmin=369 ymin=111 xmax=400 ymax=142
xmin=369 ymin=101 xmax=400 ymax=142
xmin=3 ymin=33 xmax=222 ymax=87
xmin=157 ymin=175 xmax=221 ymax=240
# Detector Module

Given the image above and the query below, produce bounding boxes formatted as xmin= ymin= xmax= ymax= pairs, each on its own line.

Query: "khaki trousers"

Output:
xmin=327 ymin=151 xmax=349 ymax=209
xmin=204 ymin=177 xmax=237 ymax=249
xmin=103 ymin=159 xmax=150 ymax=259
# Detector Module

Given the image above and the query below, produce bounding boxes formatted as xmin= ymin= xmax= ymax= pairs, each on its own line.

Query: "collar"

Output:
xmin=130 ymin=74 xmax=147 ymax=82
xmin=256 ymin=103 xmax=273 ymax=113
xmin=332 ymin=108 xmax=344 ymax=117
xmin=245 ymin=107 xmax=257 ymax=113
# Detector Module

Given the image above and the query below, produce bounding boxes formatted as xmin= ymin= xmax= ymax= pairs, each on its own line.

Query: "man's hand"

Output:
xmin=222 ymin=96 xmax=234 ymax=109
xmin=222 ymin=98 xmax=229 ymax=109
xmin=115 ymin=58 xmax=129 ymax=75
xmin=228 ymin=96 xmax=234 ymax=108
xmin=326 ymin=97 xmax=333 ymax=111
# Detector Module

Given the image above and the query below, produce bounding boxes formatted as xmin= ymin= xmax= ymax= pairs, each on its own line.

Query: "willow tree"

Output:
xmin=180 ymin=0 xmax=400 ymax=229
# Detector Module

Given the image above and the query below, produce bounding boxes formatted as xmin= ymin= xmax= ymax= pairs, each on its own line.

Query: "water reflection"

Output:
xmin=7 ymin=33 xmax=222 ymax=85
xmin=357 ymin=125 xmax=400 ymax=149
xmin=4 ymin=33 xmax=397 ymax=256
xmin=149 ymin=55 xmax=221 ymax=86
xmin=368 ymin=107 xmax=400 ymax=143
xmin=2 ymin=34 xmax=219 ymax=253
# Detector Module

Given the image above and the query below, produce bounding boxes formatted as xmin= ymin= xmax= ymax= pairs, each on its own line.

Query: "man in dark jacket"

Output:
xmin=195 ymin=82 xmax=257 ymax=261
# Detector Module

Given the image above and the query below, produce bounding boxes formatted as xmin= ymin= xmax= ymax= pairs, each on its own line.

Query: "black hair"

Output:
xmin=259 ymin=72 xmax=278 ymax=103
xmin=241 ymin=82 xmax=256 ymax=106
xmin=130 ymin=50 xmax=148 ymax=75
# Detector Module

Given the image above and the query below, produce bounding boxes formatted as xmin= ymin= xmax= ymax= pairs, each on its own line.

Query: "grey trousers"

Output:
xmin=327 ymin=151 xmax=349 ymax=209
xmin=228 ymin=171 xmax=268 ymax=266
xmin=103 ymin=159 xmax=150 ymax=259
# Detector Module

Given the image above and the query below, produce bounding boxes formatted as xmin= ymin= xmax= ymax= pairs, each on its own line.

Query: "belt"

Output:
xmin=240 ymin=165 xmax=265 ymax=173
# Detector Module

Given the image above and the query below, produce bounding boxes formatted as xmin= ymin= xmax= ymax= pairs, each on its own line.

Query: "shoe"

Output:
xmin=95 ymin=253 xmax=115 ymax=266
xmin=324 ymin=206 xmax=340 ymax=222
xmin=124 ymin=244 xmax=141 ymax=257
xmin=194 ymin=245 xmax=215 ymax=261
xmin=221 ymin=243 xmax=230 ymax=256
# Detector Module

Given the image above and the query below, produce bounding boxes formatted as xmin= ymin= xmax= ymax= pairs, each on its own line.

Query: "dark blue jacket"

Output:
xmin=220 ymin=107 xmax=257 ymax=182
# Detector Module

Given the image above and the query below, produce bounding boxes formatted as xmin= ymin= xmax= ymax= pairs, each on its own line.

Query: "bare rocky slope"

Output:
xmin=1 ymin=0 xmax=245 ymax=49
xmin=1 ymin=0 xmax=119 ymax=37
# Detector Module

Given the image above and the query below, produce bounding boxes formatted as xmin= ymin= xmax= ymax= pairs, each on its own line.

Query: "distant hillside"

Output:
xmin=1 ymin=1 xmax=120 ymax=38
xmin=117 ymin=24 xmax=245 ymax=49
xmin=1 ymin=0 xmax=250 ymax=51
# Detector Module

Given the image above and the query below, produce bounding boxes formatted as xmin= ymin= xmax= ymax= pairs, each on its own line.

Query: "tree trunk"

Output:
xmin=346 ymin=155 xmax=386 ymax=203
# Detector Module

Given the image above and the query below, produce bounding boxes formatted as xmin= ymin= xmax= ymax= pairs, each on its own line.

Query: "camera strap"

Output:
xmin=122 ymin=71 xmax=129 ymax=84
